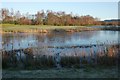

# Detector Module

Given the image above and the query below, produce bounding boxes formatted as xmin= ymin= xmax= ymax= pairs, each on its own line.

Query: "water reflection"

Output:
xmin=1 ymin=31 xmax=119 ymax=51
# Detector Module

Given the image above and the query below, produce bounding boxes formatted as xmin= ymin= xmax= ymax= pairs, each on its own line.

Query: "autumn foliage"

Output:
xmin=0 ymin=8 xmax=118 ymax=26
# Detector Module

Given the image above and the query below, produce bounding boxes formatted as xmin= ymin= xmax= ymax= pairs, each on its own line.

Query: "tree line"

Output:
xmin=0 ymin=8 xmax=118 ymax=26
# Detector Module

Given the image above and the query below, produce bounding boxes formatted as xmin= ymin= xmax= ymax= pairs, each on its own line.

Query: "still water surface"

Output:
xmin=1 ymin=31 xmax=119 ymax=51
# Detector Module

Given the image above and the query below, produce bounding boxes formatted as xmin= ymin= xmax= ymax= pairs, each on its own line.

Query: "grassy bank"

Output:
xmin=1 ymin=24 xmax=100 ymax=33
xmin=1 ymin=24 xmax=85 ymax=30
xmin=2 ymin=66 xmax=118 ymax=78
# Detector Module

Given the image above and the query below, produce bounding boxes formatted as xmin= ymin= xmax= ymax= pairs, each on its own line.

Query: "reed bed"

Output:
xmin=2 ymin=44 xmax=119 ymax=69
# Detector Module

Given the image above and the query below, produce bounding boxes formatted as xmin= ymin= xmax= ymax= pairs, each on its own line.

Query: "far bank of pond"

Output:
xmin=1 ymin=25 xmax=100 ymax=33
xmin=1 ymin=24 xmax=119 ymax=34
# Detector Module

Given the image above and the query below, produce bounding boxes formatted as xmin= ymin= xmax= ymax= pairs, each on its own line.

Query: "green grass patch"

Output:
xmin=1 ymin=23 xmax=86 ymax=31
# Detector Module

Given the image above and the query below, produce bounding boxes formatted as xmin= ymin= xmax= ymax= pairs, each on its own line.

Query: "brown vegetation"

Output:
xmin=1 ymin=8 xmax=118 ymax=26
xmin=2 ymin=44 xmax=119 ymax=69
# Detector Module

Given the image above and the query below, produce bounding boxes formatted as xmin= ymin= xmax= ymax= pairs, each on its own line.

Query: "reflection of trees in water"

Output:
xmin=102 ymin=31 xmax=118 ymax=35
xmin=2 ymin=31 xmax=118 ymax=50
xmin=36 ymin=31 xmax=98 ymax=44
xmin=35 ymin=32 xmax=71 ymax=45
xmin=2 ymin=31 xmax=101 ymax=49
xmin=2 ymin=32 xmax=98 ymax=44
xmin=41 ymin=31 xmax=99 ymax=45
xmin=3 ymin=33 xmax=29 ymax=43
xmin=2 ymin=33 xmax=37 ymax=49
xmin=75 ymin=31 xmax=99 ymax=39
